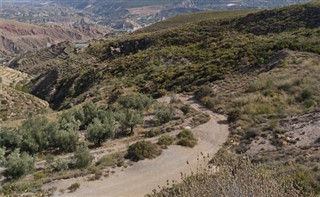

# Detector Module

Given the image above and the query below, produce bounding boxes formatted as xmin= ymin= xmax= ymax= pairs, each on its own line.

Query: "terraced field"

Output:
xmin=0 ymin=65 xmax=50 ymax=121
xmin=0 ymin=65 xmax=30 ymax=87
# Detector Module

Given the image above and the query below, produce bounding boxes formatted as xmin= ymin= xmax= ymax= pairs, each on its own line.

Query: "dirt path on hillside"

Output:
xmin=48 ymin=95 xmax=229 ymax=197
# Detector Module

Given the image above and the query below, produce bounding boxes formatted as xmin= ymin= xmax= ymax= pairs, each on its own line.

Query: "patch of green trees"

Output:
xmin=0 ymin=93 xmax=175 ymax=179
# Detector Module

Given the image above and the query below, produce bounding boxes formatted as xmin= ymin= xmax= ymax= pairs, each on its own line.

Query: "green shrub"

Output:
xmin=155 ymin=105 xmax=175 ymax=124
xmin=304 ymin=98 xmax=314 ymax=108
xmin=50 ymin=158 xmax=69 ymax=172
xmin=118 ymin=93 xmax=153 ymax=110
xmin=177 ymin=138 xmax=197 ymax=147
xmin=73 ymin=146 xmax=93 ymax=169
xmin=0 ymin=147 xmax=6 ymax=166
xmin=153 ymin=89 xmax=168 ymax=98
xmin=177 ymin=130 xmax=197 ymax=148
xmin=194 ymin=86 xmax=213 ymax=100
xmin=68 ymin=183 xmax=80 ymax=193
xmin=82 ymin=102 xmax=99 ymax=128
xmin=145 ymin=128 xmax=162 ymax=138
xmin=18 ymin=115 xmax=52 ymax=153
xmin=0 ymin=127 xmax=22 ymax=151
xmin=125 ymin=141 xmax=162 ymax=161
xmin=4 ymin=149 xmax=35 ymax=179
xmin=49 ymin=122 xmax=78 ymax=152
xmin=86 ymin=118 xmax=115 ymax=146
xmin=180 ymin=104 xmax=191 ymax=115
xmin=157 ymin=135 xmax=174 ymax=149
xmin=96 ymin=153 xmax=124 ymax=168
xmin=301 ymin=89 xmax=312 ymax=101
xmin=227 ymin=109 xmax=241 ymax=122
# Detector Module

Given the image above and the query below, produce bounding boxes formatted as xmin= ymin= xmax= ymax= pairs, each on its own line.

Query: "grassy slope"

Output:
xmin=138 ymin=9 xmax=256 ymax=33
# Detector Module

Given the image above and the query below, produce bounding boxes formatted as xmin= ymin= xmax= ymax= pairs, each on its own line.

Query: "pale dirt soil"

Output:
xmin=45 ymin=95 xmax=229 ymax=197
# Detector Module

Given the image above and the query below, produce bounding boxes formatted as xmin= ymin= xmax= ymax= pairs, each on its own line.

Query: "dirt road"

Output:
xmin=51 ymin=95 xmax=229 ymax=197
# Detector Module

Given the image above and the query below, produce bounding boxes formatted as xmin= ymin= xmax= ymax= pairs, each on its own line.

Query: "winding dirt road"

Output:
xmin=51 ymin=95 xmax=229 ymax=197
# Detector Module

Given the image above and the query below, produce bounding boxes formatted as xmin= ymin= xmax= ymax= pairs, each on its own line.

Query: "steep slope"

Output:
xmin=0 ymin=86 xmax=50 ymax=121
xmin=0 ymin=19 xmax=108 ymax=60
xmin=0 ymin=65 xmax=50 ymax=121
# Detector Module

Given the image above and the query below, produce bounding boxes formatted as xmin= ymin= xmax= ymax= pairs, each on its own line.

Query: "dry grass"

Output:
xmin=139 ymin=9 xmax=256 ymax=33
xmin=148 ymin=150 xmax=304 ymax=197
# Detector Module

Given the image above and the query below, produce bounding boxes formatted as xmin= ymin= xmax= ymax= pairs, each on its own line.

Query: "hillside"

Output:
xmin=0 ymin=19 xmax=108 ymax=61
xmin=138 ymin=9 xmax=256 ymax=33
xmin=2 ymin=2 xmax=320 ymax=196
xmin=9 ymin=2 xmax=320 ymax=110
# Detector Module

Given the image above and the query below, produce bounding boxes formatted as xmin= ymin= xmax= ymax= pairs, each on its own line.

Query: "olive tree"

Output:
xmin=4 ymin=149 xmax=35 ymax=179
xmin=118 ymin=93 xmax=153 ymax=111
xmin=0 ymin=127 xmax=22 ymax=151
xmin=73 ymin=146 xmax=92 ymax=169
xmin=18 ymin=116 xmax=52 ymax=154
xmin=116 ymin=109 xmax=143 ymax=135
xmin=155 ymin=105 xmax=175 ymax=124
xmin=86 ymin=117 xmax=115 ymax=146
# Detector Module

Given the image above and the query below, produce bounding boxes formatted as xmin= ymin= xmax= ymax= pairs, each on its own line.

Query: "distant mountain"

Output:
xmin=1 ymin=0 xmax=313 ymax=33
xmin=50 ymin=0 xmax=313 ymax=30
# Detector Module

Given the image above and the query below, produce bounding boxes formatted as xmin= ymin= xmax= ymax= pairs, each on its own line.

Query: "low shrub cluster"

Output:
xmin=177 ymin=130 xmax=197 ymax=148
xmin=125 ymin=141 xmax=162 ymax=161
xmin=157 ymin=135 xmax=174 ymax=149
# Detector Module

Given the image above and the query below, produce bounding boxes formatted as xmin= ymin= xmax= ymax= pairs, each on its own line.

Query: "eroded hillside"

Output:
xmin=0 ymin=19 xmax=108 ymax=61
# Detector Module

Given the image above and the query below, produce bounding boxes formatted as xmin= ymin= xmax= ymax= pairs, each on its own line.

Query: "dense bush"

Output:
xmin=81 ymin=102 xmax=99 ymax=129
xmin=157 ymin=135 xmax=174 ymax=149
xmin=125 ymin=141 xmax=162 ymax=161
xmin=68 ymin=182 xmax=80 ymax=193
xmin=18 ymin=116 xmax=52 ymax=154
xmin=50 ymin=158 xmax=69 ymax=172
xmin=118 ymin=93 xmax=153 ymax=111
xmin=4 ymin=149 xmax=35 ymax=179
xmin=194 ymin=85 xmax=213 ymax=100
xmin=86 ymin=117 xmax=115 ymax=146
xmin=73 ymin=146 xmax=93 ymax=169
xmin=177 ymin=130 xmax=197 ymax=148
xmin=145 ymin=128 xmax=162 ymax=138
xmin=155 ymin=105 xmax=175 ymax=124
xmin=0 ymin=115 xmax=80 ymax=154
xmin=0 ymin=127 xmax=22 ymax=151
xmin=180 ymin=104 xmax=191 ymax=115
xmin=227 ymin=108 xmax=241 ymax=122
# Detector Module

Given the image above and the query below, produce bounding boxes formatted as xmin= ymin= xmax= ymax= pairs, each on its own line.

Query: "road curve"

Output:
xmin=53 ymin=95 xmax=229 ymax=197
